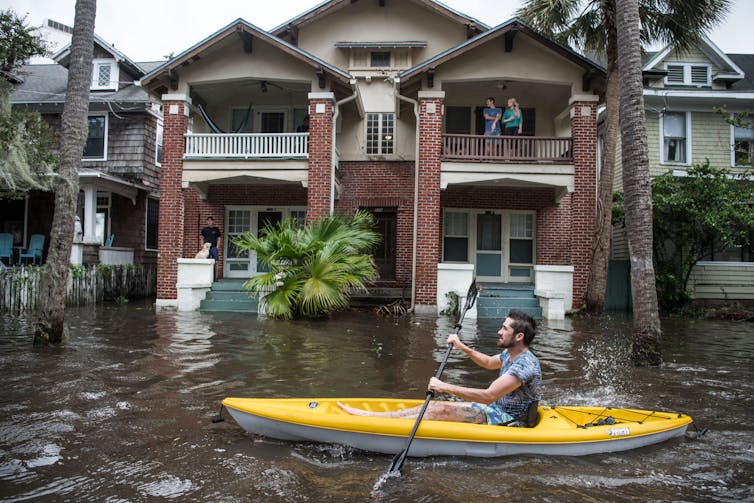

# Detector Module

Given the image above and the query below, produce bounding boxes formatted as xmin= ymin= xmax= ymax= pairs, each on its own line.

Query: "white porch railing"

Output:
xmin=184 ymin=133 xmax=309 ymax=159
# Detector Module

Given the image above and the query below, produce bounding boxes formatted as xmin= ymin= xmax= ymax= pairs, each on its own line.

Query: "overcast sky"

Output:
xmin=3 ymin=0 xmax=753 ymax=62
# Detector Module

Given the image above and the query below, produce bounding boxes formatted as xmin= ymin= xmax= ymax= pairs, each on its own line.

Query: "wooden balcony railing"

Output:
xmin=184 ymin=133 xmax=309 ymax=159
xmin=442 ymin=134 xmax=572 ymax=162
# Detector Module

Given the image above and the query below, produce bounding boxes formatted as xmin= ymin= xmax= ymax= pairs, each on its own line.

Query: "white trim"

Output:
xmin=700 ymin=34 xmax=745 ymax=79
xmin=161 ymin=94 xmax=192 ymax=103
xmin=307 ymin=92 xmax=335 ymax=101
xmin=82 ymin=113 xmax=108 ymax=162
xmin=659 ymin=111 xmax=691 ymax=166
xmin=644 ymin=89 xmax=754 ymax=100
xmin=643 ymin=47 xmax=673 ymax=72
xmin=664 ymin=62 xmax=711 ymax=87
xmin=418 ymin=91 xmax=446 ymax=99
xmin=568 ymin=94 xmax=599 ymax=105
xmin=155 ymin=120 xmax=163 ymax=167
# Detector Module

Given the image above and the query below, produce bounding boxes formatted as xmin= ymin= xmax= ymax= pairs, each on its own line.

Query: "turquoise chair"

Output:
xmin=0 ymin=233 xmax=12 ymax=265
xmin=18 ymin=234 xmax=45 ymax=265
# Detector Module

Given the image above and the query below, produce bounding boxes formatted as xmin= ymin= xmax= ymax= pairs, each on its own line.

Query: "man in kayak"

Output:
xmin=338 ymin=310 xmax=541 ymax=425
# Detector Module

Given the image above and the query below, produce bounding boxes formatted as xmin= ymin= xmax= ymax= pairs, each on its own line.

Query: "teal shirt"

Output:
xmin=503 ymin=108 xmax=521 ymax=129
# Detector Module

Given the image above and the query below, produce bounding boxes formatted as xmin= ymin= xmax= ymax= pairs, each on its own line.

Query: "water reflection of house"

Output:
xmin=5 ymin=20 xmax=163 ymax=268
xmin=140 ymin=0 xmax=607 ymax=317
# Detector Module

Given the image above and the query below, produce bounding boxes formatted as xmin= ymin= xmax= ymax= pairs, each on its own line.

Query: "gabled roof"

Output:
xmin=642 ymin=35 xmax=745 ymax=81
xmin=10 ymin=64 xmax=153 ymax=107
xmin=53 ymin=33 xmax=146 ymax=77
xmin=399 ymin=17 xmax=605 ymax=82
xmin=140 ymin=18 xmax=352 ymax=88
xmin=729 ymin=54 xmax=754 ymax=91
xmin=271 ymin=0 xmax=488 ymax=38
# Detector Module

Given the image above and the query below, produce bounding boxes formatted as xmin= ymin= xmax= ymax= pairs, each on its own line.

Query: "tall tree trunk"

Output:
xmin=34 ymin=0 xmax=96 ymax=345
xmin=585 ymin=27 xmax=619 ymax=314
xmin=616 ymin=0 xmax=662 ymax=365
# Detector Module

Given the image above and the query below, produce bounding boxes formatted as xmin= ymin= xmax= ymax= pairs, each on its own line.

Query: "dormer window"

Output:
xmin=91 ymin=59 xmax=118 ymax=90
xmin=664 ymin=63 xmax=710 ymax=87
xmin=370 ymin=52 xmax=391 ymax=67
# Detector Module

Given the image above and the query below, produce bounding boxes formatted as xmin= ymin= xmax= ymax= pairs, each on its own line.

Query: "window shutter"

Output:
xmin=691 ymin=66 xmax=709 ymax=85
xmin=666 ymin=65 xmax=684 ymax=83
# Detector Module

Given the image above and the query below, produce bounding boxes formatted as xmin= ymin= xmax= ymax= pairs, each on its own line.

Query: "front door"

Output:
xmin=475 ymin=212 xmax=503 ymax=281
xmin=224 ymin=206 xmax=303 ymax=278
xmin=366 ymin=208 xmax=396 ymax=281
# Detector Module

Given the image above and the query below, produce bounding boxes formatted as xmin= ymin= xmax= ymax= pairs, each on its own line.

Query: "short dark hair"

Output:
xmin=508 ymin=310 xmax=536 ymax=346
xmin=206 ymin=216 xmax=214 ymax=221
xmin=487 ymin=97 xmax=496 ymax=104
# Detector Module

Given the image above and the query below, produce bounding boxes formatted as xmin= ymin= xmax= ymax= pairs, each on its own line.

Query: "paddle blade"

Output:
xmin=388 ymin=449 xmax=407 ymax=474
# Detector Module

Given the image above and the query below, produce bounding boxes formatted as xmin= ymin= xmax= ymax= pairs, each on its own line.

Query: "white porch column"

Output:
xmin=82 ymin=184 xmax=97 ymax=243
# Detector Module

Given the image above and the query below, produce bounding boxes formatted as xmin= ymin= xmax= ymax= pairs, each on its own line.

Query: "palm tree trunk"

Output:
xmin=616 ymin=0 xmax=662 ymax=365
xmin=585 ymin=27 xmax=619 ymax=314
xmin=34 ymin=0 xmax=96 ymax=344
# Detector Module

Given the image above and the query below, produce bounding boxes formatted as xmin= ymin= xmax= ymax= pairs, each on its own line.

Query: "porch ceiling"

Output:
xmin=442 ymin=79 xmax=571 ymax=111
xmin=182 ymin=162 xmax=309 ymax=199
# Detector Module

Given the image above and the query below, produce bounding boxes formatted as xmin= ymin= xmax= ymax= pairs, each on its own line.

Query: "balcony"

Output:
xmin=442 ymin=134 xmax=572 ymax=163
xmin=184 ymin=132 xmax=309 ymax=160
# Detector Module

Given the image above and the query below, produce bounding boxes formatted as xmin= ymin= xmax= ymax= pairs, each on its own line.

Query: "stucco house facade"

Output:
xmin=140 ymin=0 xmax=607 ymax=315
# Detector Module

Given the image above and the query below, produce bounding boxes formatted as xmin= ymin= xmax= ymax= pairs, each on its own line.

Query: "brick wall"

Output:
xmin=306 ymin=98 xmax=334 ymax=220
xmin=570 ymin=101 xmax=598 ymax=308
xmin=156 ymin=99 xmax=189 ymax=300
xmin=336 ymin=161 xmax=415 ymax=287
xmin=415 ymin=97 xmax=444 ymax=305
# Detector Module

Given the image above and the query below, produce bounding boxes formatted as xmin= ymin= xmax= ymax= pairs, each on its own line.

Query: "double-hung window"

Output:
xmin=83 ymin=114 xmax=108 ymax=160
xmin=661 ymin=112 xmax=689 ymax=164
xmin=443 ymin=211 xmax=468 ymax=262
xmin=733 ymin=113 xmax=754 ymax=167
xmin=366 ymin=113 xmax=394 ymax=155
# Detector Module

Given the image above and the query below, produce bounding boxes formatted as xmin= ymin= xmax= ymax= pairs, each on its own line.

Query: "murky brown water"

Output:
xmin=1 ymin=302 xmax=752 ymax=502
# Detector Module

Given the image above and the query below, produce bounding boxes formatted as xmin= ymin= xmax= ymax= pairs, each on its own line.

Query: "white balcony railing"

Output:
xmin=184 ymin=133 xmax=309 ymax=159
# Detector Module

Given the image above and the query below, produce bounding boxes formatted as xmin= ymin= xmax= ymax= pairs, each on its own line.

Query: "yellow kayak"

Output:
xmin=221 ymin=397 xmax=693 ymax=457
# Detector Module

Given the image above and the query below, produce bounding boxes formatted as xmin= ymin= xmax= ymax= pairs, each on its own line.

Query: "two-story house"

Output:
xmin=140 ymin=0 xmax=606 ymax=317
xmin=609 ymin=35 xmax=754 ymax=306
xmin=5 ymin=20 xmax=164 ymax=269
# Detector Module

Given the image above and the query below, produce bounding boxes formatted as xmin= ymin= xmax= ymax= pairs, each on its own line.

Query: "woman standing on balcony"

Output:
xmin=483 ymin=98 xmax=502 ymax=136
xmin=502 ymin=98 xmax=523 ymax=136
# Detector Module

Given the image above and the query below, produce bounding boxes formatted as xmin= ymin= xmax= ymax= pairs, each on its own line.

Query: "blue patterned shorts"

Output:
xmin=470 ymin=402 xmax=516 ymax=426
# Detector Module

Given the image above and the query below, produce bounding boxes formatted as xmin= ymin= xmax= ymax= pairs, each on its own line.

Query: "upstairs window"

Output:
xmin=661 ymin=112 xmax=689 ymax=164
xmin=91 ymin=59 xmax=118 ymax=90
xmin=366 ymin=113 xmax=394 ymax=155
xmin=664 ymin=63 xmax=710 ymax=87
xmin=370 ymin=51 xmax=391 ymax=67
xmin=83 ymin=114 xmax=107 ymax=160
xmin=155 ymin=121 xmax=163 ymax=166
xmin=733 ymin=113 xmax=754 ymax=167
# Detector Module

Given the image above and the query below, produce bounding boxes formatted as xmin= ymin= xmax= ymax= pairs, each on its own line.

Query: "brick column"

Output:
xmin=569 ymin=96 xmax=598 ymax=309
xmin=156 ymin=95 xmax=190 ymax=308
xmin=306 ymin=93 xmax=335 ymax=221
xmin=415 ymin=91 xmax=445 ymax=307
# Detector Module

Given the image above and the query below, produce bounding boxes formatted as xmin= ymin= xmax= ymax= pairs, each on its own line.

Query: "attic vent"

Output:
xmin=666 ymin=65 xmax=684 ymax=83
xmin=691 ymin=65 xmax=709 ymax=85
xmin=47 ymin=19 xmax=73 ymax=34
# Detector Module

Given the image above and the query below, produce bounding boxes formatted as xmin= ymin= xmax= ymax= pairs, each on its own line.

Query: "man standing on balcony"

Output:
xmin=483 ymin=98 xmax=502 ymax=136
xmin=201 ymin=216 xmax=221 ymax=264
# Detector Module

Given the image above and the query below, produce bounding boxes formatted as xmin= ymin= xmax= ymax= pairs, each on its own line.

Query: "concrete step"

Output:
xmin=200 ymin=297 xmax=258 ymax=313
xmin=476 ymin=304 xmax=542 ymax=319
xmin=209 ymin=279 xmax=248 ymax=291
xmin=476 ymin=283 xmax=541 ymax=319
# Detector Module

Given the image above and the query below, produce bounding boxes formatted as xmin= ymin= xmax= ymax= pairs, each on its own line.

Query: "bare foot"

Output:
xmin=336 ymin=401 xmax=370 ymax=416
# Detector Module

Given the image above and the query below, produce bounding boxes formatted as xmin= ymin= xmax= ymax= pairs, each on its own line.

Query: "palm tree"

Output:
xmin=34 ymin=0 xmax=96 ymax=344
xmin=616 ymin=0 xmax=661 ymax=365
xmin=233 ymin=211 xmax=380 ymax=320
xmin=518 ymin=0 xmax=731 ymax=315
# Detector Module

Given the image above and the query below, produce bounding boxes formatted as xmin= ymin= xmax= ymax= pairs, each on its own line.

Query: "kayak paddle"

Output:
xmin=386 ymin=279 xmax=479 ymax=475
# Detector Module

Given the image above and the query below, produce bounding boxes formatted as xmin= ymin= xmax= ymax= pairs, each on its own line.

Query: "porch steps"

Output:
xmin=476 ymin=283 xmax=542 ymax=319
xmin=199 ymin=279 xmax=258 ymax=313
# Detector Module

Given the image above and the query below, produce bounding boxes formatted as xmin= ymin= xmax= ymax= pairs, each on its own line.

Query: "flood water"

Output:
xmin=1 ymin=302 xmax=752 ymax=502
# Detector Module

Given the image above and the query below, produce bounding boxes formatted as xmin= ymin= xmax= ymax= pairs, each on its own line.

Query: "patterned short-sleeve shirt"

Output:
xmin=494 ymin=349 xmax=542 ymax=418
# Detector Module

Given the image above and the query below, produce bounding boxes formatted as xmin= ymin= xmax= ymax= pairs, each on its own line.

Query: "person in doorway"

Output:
xmin=502 ymin=97 xmax=523 ymax=136
xmin=200 ymin=216 xmax=221 ymax=262
xmin=483 ymin=97 xmax=502 ymax=136
xmin=296 ymin=115 xmax=310 ymax=133
xmin=338 ymin=310 xmax=541 ymax=425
